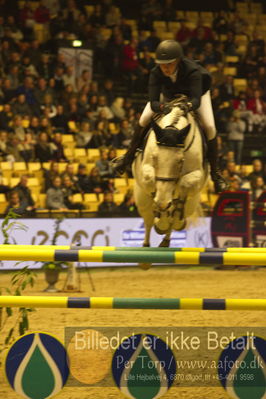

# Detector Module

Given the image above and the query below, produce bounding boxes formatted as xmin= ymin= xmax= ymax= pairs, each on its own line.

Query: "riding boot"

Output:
xmin=207 ymin=137 xmax=228 ymax=194
xmin=111 ymin=123 xmax=147 ymax=175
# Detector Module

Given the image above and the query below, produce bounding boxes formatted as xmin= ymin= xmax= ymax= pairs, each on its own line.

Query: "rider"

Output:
xmin=112 ymin=39 xmax=227 ymax=194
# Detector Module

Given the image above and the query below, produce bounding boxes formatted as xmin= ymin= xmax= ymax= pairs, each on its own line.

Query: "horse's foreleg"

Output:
xmin=143 ymin=223 xmax=152 ymax=247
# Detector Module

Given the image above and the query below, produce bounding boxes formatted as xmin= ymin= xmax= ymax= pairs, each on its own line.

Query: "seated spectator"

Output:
xmin=219 ymin=75 xmax=236 ymax=101
xmin=139 ymin=0 xmax=162 ymax=30
xmin=5 ymin=190 xmax=28 ymax=216
xmin=211 ymin=87 xmax=233 ymax=132
xmin=61 ymin=163 xmax=78 ymax=183
xmin=248 ymin=159 xmax=266 ymax=181
xmin=238 ymin=165 xmax=251 ymax=190
xmin=107 ymin=148 xmax=117 ymax=163
xmin=175 ymin=20 xmax=192 ymax=47
xmin=98 ymin=191 xmax=119 ymax=214
xmin=110 ymin=97 xmax=126 ymax=122
xmin=0 ymin=104 xmax=13 ymax=130
xmin=35 ymin=131 xmax=54 ymax=163
xmin=0 ymin=130 xmax=15 ymax=162
xmin=46 ymin=176 xmax=68 ymax=211
xmin=212 ymin=11 xmax=229 ymax=35
xmin=223 ymin=31 xmax=238 ymax=55
xmin=51 ymin=104 xmax=69 ymax=134
xmin=51 ymin=132 xmax=67 ymax=162
xmin=76 ymin=121 xmax=93 ymax=148
xmin=18 ymin=132 xmax=36 ymax=162
xmin=105 ymin=5 xmax=121 ymax=28
xmin=225 ymin=160 xmax=241 ymax=182
xmin=76 ymin=163 xmax=91 ymax=193
xmin=121 ymin=39 xmax=141 ymax=95
xmin=228 ymin=176 xmax=241 ymax=192
xmin=250 ymin=176 xmax=266 ymax=200
xmin=28 ymin=116 xmax=40 ymax=135
xmin=6 ymin=135 xmax=24 ymax=161
xmin=226 ymin=111 xmax=246 ymax=165
xmin=13 ymin=175 xmax=36 ymax=214
xmin=11 ymin=115 xmax=27 ymax=142
xmin=96 ymin=150 xmax=115 ymax=179
xmin=12 ymin=94 xmax=32 ymax=117
xmin=139 ymin=50 xmax=156 ymax=86
xmin=211 ymin=63 xmax=226 ymax=87
xmin=40 ymin=93 xmax=57 ymax=119
xmin=187 ymin=27 xmax=207 ymax=54
xmin=100 ymin=79 xmax=116 ymax=106
xmin=88 ymin=167 xmax=106 ymax=195
xmin=44 ymin=161 xmax=60 ymax=191
xmin=139 ymin=29 xmax=161 ymax=52
xmin=247 ymin=89 xmax=266 ymax=132
xmin=233 ymin=91 xmax=253 ymax=132
xmin=193 ymin=18 xmax=214 ymax=41
xmin=61 ymin=175 xmax=84 ymax=210
xmin=118 ymin=189 xmax=139 ymax=216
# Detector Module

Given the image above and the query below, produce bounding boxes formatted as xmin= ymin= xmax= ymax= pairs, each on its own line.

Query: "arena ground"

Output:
xmin=0 ymin=265 xmax=265 ymax=399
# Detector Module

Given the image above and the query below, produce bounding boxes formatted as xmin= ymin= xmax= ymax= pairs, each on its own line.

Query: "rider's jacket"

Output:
xmin=148 ymin=57 xmax=212 ymax=112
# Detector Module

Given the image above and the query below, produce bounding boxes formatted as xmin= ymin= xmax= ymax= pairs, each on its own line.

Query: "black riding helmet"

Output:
xmin=155 ymin=40 xmax=183 ymax=64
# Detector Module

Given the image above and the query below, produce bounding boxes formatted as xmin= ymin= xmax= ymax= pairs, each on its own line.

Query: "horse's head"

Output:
xmin=151 ymin=98 xmax=192 ymax=214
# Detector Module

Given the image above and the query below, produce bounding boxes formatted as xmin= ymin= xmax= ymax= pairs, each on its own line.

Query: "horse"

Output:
xmin=132 ymin=96 xmax=209 ymax=250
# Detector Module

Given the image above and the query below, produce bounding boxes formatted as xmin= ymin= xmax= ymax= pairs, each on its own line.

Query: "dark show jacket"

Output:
xmin=148 ymin=57 xmax=212 ymax=111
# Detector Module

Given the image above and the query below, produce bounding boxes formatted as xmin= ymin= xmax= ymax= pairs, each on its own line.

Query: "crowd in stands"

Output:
xmin=0 ymin=0 xmax=265 ymax=216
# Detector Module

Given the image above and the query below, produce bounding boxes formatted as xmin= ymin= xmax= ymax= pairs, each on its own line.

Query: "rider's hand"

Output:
xmin=179 ymin=102 xmax=192 ymax=114
xmin=160 ymin=104 xmax=172 ymax=115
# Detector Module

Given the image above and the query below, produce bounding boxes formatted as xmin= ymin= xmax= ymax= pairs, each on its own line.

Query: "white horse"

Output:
xmin=132 ymin=97 xmax=208 ymax=248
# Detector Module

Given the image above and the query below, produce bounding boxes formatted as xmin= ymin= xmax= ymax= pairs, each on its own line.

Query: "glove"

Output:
xmin=151 ymin=101 xmax=172 ymax=115
xmin=179 ymin=102 xmax=192 ymax=114
xmin=160 ymin=103 xmax=172 ymax=115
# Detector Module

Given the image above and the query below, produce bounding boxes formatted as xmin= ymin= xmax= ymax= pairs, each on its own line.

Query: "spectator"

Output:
xmin=110 ymin=97 xmax=126 ymax=121
xmin=98 ymin=191 xmax=119 ymax=214
xmin=76 ymin=121 xmax=93 ymax=148
xmin=46 ymin=176 xmax=68 ymax=210
xmin=248 ymin=159 xmax=266 ymax=181
xmin=13 ymin=175 xmax=36 ymax=213
xmin=233 ymin=91 xmax=253 ymax=132
xmin=5 ymin=190 xmax=28 ymax=216
xmin=219 ymin=75 xmax=236 ymax=101
xmin=35 ymin=131 xmax=54 ymax=162
xmin=44 ymin=161 xmax=60 ymax=191
xmin=87 ymin=167 xmax=106 ymax=195
xmin=12 ymin=93 xmax=32 ymax=117
xmin=118 ymin=189 xmax=139 ymax=216
xmin=96 ymin=149 xmax=115 ymax=179
xmin=250 ymin=176 xmax=266 ymax=200
xmin=76 ymin=163 xmax=91 ymax=193
xmin=51 ymin=132 xmax=67 ymax=162
xmin=61 ymin=175 xmax=84 ymax=210
xmin=176 ymin=20 xmax=192 ymax=47
xmin=226 ymin=110 xmax=246 ymax=165
xmin=18 ymin=132 xmax=36 ymax=162
xmin=247 ymin=89 xmax=266 ymax=132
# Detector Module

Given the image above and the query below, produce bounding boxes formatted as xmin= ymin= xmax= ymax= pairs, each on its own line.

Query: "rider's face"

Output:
xmin=159 ymin=60 xmax=178 ymax=76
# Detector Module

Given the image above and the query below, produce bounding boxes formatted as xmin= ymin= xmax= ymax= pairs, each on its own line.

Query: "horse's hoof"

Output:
xmin=139 ymin=263 xmax=152 ymax=270
xmin=159 ymin=239 xmax=170 ymax=247
xmin=143 ymin=243 xmax=150 ymax=247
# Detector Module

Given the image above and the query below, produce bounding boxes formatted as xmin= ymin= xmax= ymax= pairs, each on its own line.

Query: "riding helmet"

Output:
xmin=155 ymin=40 xmax=183 ymax=64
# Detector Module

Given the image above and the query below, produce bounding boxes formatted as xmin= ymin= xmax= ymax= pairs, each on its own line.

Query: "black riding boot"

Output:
xmin=111 ymin=123 xmax=147 ymax=175
xmin=207 ymin=137 xmax=228 ymax=194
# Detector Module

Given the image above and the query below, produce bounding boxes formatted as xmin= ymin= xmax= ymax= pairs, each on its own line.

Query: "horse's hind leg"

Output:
xmin=159 ymin=232 xmax=171 ymax=247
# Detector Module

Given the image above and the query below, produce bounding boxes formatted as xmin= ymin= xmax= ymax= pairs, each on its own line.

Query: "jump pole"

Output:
xmin=0 ymin=247 xmax=265 ymax=265
xmin=0 ymin=296 xmax=266 ymax=310
xmin=0 ymin=245 xmax=266 ymax=253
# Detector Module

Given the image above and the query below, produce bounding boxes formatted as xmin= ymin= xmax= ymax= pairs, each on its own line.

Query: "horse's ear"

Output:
xmin=178 ymin=124 xmax=191 ymax=139
xmin=151 ymin=119 xmax=163 ymax=141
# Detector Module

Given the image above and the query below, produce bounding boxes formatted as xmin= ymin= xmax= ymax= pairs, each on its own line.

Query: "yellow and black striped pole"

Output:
xmin=0 ymin=246 xmax=265 ymax=265
xmin=0 ymin=296 xmax=265 ymax=310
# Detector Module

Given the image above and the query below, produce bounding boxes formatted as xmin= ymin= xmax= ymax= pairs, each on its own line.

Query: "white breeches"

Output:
xmin=139 ymin=90 xmax=216 ymax=140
